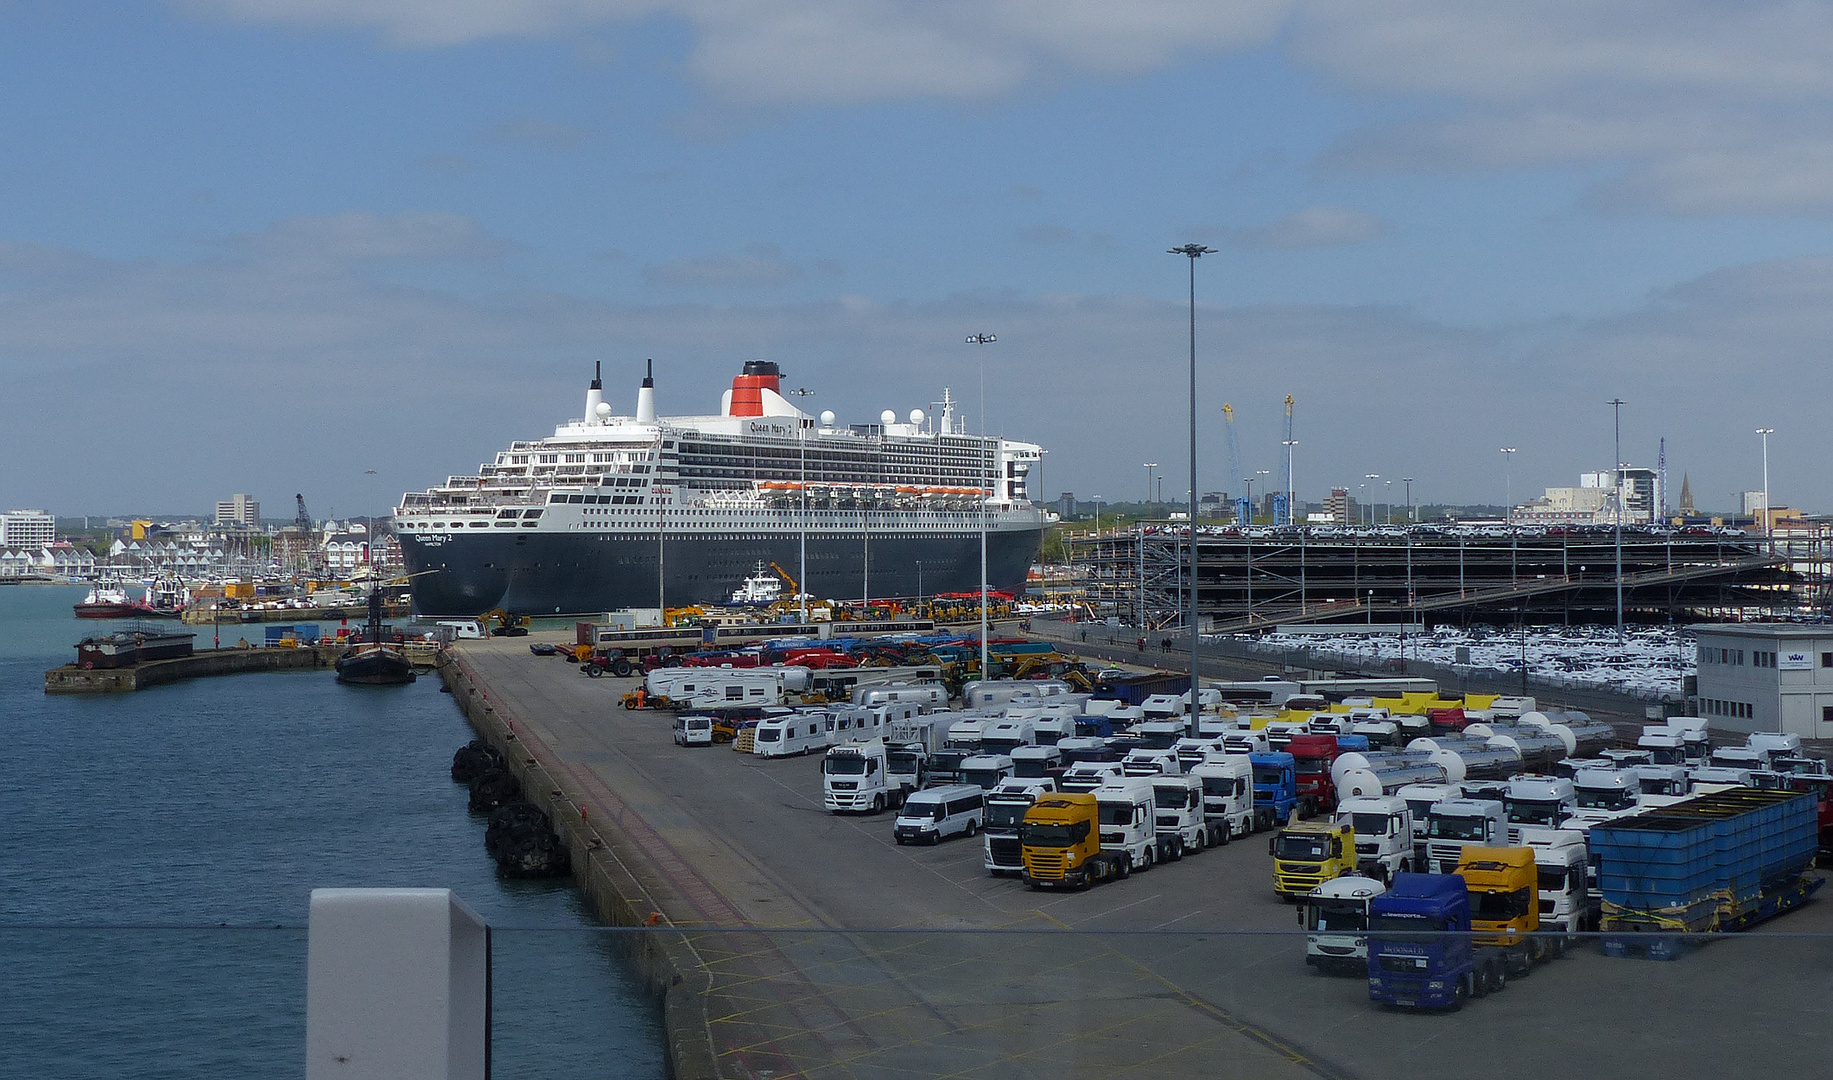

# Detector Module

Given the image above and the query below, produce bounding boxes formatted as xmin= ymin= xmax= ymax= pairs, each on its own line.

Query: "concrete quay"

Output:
xmin=44 ymin=645 xmax=338 ymax=693
xmin=443 ymin=635 xmax=1833 ymax=1080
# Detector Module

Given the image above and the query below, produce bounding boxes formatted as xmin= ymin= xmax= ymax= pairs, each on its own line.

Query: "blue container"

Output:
xmin=1593 ymin=788 xmax=1816 ymax=928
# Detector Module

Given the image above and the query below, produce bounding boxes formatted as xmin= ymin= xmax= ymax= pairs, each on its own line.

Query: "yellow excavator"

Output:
xmin=482 ymin=608 xmax=530 ymax=637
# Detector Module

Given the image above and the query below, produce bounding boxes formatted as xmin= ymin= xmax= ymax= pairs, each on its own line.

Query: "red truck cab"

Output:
xmin=1427 ymin=707 xmax=1468 ymax=735
xmin=1286 ymin=733 xmax=1344 ymax=817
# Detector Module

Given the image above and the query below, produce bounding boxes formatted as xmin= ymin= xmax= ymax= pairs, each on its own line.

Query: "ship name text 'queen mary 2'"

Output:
xmin=393 ymin=360 xmax=1049 ymax=616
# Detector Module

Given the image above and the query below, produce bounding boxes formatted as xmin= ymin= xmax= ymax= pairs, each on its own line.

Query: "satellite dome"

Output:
xmin=880 ymin=409 xmax=896 ymax=425
xmin=909 ymin=408 xmax=925 ymax=425
xmin=594 ymin=401 xmax=612 ymax=418
xmin=820 ymin=410 xmax=836 ymax=427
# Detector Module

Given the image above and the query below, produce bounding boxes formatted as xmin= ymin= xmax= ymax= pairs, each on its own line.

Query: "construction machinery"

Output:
xmin=1223 ymin=402 xmax=1248 ymax=525
xmin=483 ymin=608 xmax=530 ymax=637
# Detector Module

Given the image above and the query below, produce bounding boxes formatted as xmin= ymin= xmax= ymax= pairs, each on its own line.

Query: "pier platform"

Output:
xmin=45 ymin=645 xmax=340 ymax=693
xmin=441 ymin=636 xmax=1833 ymax=1080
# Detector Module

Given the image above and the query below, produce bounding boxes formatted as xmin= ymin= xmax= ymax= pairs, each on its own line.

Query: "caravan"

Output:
xmin=752 ymin=711 xmax=832 ymax=758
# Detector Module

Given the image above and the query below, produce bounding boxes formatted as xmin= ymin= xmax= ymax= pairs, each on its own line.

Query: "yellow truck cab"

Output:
xmin=1453 ymin=846 xmax=1547 ymax=973
xmin=1019 ymin=793 xmax=1130 ymax=889
xmin=1271 ymin=821 xmax=1356 ymax=899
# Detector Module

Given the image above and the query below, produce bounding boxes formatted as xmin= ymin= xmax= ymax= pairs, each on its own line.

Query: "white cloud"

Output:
xmin=183 ymin=1 xmax=1833 ymax=216
xmin=643 ymin=243 xmax=811 ymax=288
xmin=2 ymin=218 xmax=1828 ymax=515
xmin=1227 ymin=206 xmax=1382 ymax=248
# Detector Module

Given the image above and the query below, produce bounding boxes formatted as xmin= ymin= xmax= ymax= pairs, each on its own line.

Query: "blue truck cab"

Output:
xmin=1366 ymin=873 xmax=1473 ymax=1010
xmin=1333 ymin=734 xmax=1372 ymax=753
xmin=1250 ymin=752 xmax=1299 ymax=832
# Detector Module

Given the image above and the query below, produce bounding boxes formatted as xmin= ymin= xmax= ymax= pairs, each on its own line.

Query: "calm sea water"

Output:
xmin=0 ymin=584 xmax=664 ymax=1079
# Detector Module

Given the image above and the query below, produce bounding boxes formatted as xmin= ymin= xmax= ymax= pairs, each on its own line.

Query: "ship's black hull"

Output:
xmin=399 ymin=527 xmax=1043 ymax=617
xmin=335 ymin=645 xmax=417 ymax=686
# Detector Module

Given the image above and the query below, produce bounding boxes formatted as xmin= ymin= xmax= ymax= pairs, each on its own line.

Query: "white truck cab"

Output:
xmin=1334 ymin=795 xmax=1414 ymax=882
xmin=1091 ymin=778 xmax=1161 ymax=872
xmin=1222 ymin=730 xmax=1270 ymax=755
xmin=1523 ymin=827 xmax=1593 ymax=938
xmin=1571 ymin=767 xmax=1639 ymax=819
xmin=1133 ymin=719 xmax=1187 ymax=749
xmin=1150 ymin=774 xmax=1210 ymax=856
xmin=823 ymin=739 xmax=901 ymax=813
xmin=1172 ymin=737 xmax=1226 ymax=773
xmin=959 ymin=754 xmax=1016 ymax=790
xmin=1009 ymin=744 xmax=1064 ymax=781
xmin=983 ymin=777 xmax=1053 ymax=874
xmin=1300 ymin=875 xmax=1387 ymax=974
xmin=1122 ymin=748 xmax=1181 ymax=777
xmin=1637 ymin=726 xmax=1687 ymax=766
xmin=1504 ymin=776 xmax=1577 ymax=842
xmin=1396 ymin=782 xmax=1460 ymax=848
xmin=980 ymin=719 xmax=1037 ymax=756
xmin=1746 ymin=733 xmax=1803 ymax=768
xmin=1424 ymin=798 xmax=1508 ymax=874
xmin=1060 ymin=760 xmax=1125 ymax=793
xmin=1190 ymin=755 xmax=1254 ymax=841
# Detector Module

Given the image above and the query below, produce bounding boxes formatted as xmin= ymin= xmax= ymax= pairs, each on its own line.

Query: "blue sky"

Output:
xmin=5 ymin=1 xmax=1833 ymax=517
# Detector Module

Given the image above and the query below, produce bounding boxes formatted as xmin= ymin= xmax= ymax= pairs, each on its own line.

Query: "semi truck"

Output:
xmin=1190 ymin=755 xmax=1254 ymax=842
xmin=1335 ymin=795 xmax=1415 ymax=882
xmin=1591 ymin=787 xmax=1824 ymax=959
xmin=823 ymin=739 xmax=903 ymax=813
xmin=984 ymin=778 xmax=1053 ymax=874
xmin=1018 ymin=793 xmax=1132 ymax=889
xmin=1425 ymin=798 xmax=1508 ymax=874
xmin=1366 ymin=849 xmax=1551 ymax=1011
xmin=1250 ymin=752 xmax=1300 ymax=831
xmin=1270 ymin=820 xmax=1357 ymax=899
xmin=1150 ymin=773 xmax=1211 ymax=856
xmin=1092 ymin=778 xmax=1164 ymax=871
xmin=1287 ymin=733 xmax=1346 ymax=817
xmin=1522 ymin=827 xmax=1595 ymax=938
xmin=1300 ymin=875 xmax=1387 ymax=974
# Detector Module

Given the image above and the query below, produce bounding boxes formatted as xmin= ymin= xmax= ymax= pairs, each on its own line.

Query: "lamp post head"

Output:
xmin=1757 ymin=427 xmax=1774 ymax=436
xmin=1167 ymin=244 xmax=1218 ymax=258
xmin=965 ymin=333 xmax=996 ymax=345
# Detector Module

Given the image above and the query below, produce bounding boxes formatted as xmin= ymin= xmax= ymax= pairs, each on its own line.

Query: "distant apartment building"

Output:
xmin=1517 ymin=467 xmax=1660 ymax=525
xmin=1318 ymin=488 xmax=1358 ymax=525
xmin=0 ymin=509 xmax=55 ymax=547
xmin=215 ymin=494 xmax=261 ymax=527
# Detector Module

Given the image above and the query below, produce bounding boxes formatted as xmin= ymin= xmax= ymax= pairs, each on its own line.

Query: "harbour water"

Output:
xmin=1 ymin=584 xmax=664 ymax=1079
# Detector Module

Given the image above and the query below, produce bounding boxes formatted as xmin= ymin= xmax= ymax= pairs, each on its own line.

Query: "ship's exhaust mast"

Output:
xmin=636 ymin=358 xmax=657 ymax=424
xmin=585 ymin=360 xmax=606 ymax=424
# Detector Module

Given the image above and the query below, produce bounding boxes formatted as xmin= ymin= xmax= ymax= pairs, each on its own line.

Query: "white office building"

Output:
xmin=215 ymin=494 xmax=261 ymax=527
xmin=0 ymin=509 xmax=55 ymax=547
xmin=1692 ymin=623 xmax=1833 ymax=739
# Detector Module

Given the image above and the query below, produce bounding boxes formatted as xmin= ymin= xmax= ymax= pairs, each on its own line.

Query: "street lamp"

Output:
xmin=966 ymin=333 xmax=996 ymax=678
xmin=1092 ymin=495 xmax=1103 ymax=536
xmin=1607 ymin=398 xmax=1626 ymax=640
xmin=1756 ymin=427 xmax=1775 ymax=543
xmin=1500 ymin=448 xmax=1517 ymax=585
xmin=1168 ymin=243 xmax=1215 ymax=714
xmin=1144 ymin=462 xmax=1159 ymax=509
xmin=786 ymin=387 xmax=815 ymax=621
xmin=1364 ymin=474 xmax=1379 ymax=529
xmin=1384 ymin=479 xmax=1392 ymax=526
xmin=1283 ymin=438 xmax=1298 ymax=524
xmin=1401 ymin=477 xmax=1414 ymax=523
xmin=1243 ymin=474 xmax=1257 ymax=520
xmin=1255 ymin=470 xmax=1271 ymax=522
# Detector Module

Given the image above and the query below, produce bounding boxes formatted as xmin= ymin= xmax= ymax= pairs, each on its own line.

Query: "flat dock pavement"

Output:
xmin=446 ymin=636 xmax=1833 ymax=1080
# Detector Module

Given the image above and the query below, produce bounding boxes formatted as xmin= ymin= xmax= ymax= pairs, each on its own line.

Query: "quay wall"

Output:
xmin=44 ymin=645 xmax=337 ymax=694
xmin=436 ymin=650 xmax=720 ymax=1080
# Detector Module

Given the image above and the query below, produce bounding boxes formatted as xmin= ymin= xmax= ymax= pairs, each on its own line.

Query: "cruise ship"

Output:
xmin=394 ymin=361 xmax=1049 ymax=616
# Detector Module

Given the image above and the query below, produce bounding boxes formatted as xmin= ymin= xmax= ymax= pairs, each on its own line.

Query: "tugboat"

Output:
xmin=334 ymin=587 xmax=416 ymax=686
xmin=728 ymin=562 xmax=785 ymax=606
xmin=74 ymin=577 xmax=188 ymax=619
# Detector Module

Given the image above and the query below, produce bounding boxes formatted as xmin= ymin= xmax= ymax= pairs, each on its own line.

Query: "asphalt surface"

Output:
xmin=454 ymin=634 xmax=1833 ymax=1080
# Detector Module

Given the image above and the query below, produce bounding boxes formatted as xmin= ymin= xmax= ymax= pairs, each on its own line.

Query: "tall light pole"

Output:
xmin=1608 ymin=398 xmax=1626 ymax=639
xmin=1144 ymin=462 xmax=1159 ymax=509
xmin=1383 ymin=479 xmax=1392 ymax=526
xmin=1401 ymin=477 xmax=1414 ymax=522
xmin=1500 ymin=448 xmax=1517 ymax=585
xmin=1092 ymin=495 xmax=1103 ymax=536
xmin=1756 ymin=427 xmax=1775 ymax=544
xmin=1169 ymin=243 xmax=1214 ymax=714
xmin=787 ymin=387 xmax=815 ymax=621
xmin=1283 ymin=438 xmax=1298 ymax=524
xmin=1243 ymin=474 xmax=1257 ymax=519
xmin=966 ymin=333 xmax=996 ymax=677
xmin=1255 ymin=470 xmax=1271 ymax=522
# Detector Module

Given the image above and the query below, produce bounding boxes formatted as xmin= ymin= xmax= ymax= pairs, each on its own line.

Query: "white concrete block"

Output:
xmin=306 ymin=888 xmax=488 ymax=1080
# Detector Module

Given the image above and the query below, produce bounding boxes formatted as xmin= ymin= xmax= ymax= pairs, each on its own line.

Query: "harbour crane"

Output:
xmin=1223 ymin=403 xmax=1249 ymax=525
xmin=295 ymin=493 xmax=312 ymax=535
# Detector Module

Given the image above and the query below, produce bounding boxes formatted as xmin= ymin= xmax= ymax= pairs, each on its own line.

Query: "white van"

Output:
xmin=673 ymin=714 xmax=715 ymax=746
xmin=752 ymin=712 xmax=832 ymax=757
xmin=893 ymin=785 xmax=985 ymax=845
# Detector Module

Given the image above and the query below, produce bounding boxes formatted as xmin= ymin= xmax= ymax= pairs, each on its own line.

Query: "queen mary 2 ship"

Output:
xmin=393 ymin=360 xmax=1049 ymax=616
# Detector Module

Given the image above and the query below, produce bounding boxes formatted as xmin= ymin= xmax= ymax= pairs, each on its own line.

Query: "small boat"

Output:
xmin=74 ymin=626 xmax=196 ymax=668
xmin=335 ymin=588 xmax=416 ymax=686
xmin=728 ymin=562 xmax=784 ymax=606
xmin=74 ymin=578 xmax=188 ymax=619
